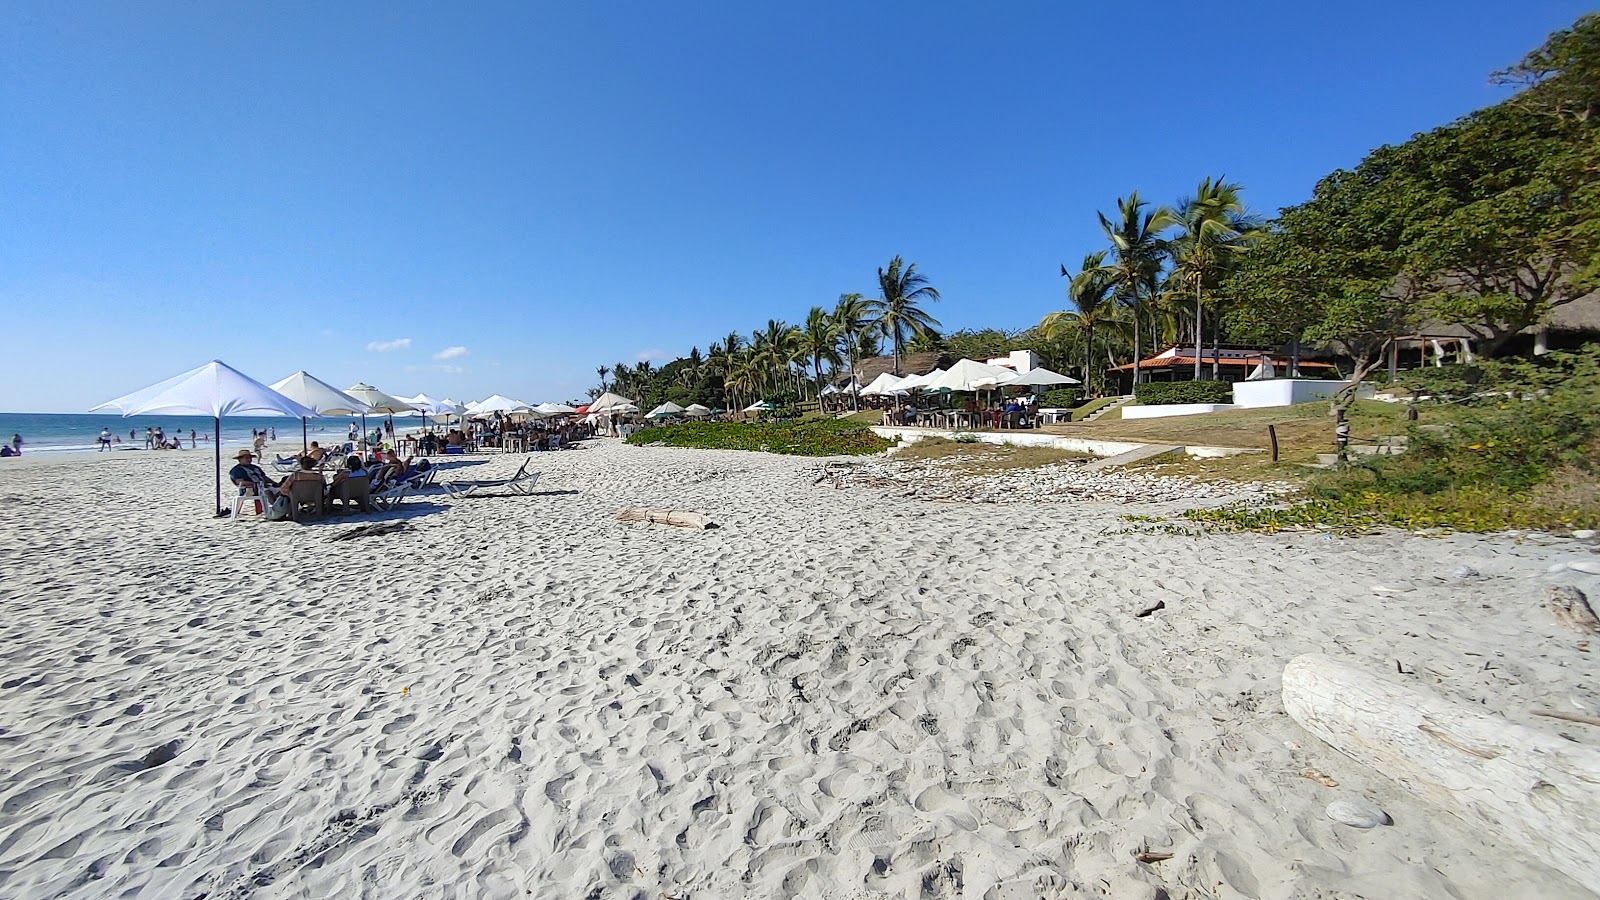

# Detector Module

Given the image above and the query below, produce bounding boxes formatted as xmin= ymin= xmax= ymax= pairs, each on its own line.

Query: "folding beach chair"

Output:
xmin=441 ymin=457 xmax=541 ymax=499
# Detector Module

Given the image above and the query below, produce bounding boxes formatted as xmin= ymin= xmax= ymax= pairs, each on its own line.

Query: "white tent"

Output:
xmin=684 ymin=403 xmax=712 ymax=417
xmin=646 ymin=401 xmax=686 ymax=419
xmin=921 ymin=359 xmax=1018 ymax=392
xmin=1001 ymin=366 xmax=1081 ymax=387
xmin=468 ymin=394 xmax=533 ymax=415
xmin=269 ymin=371 xmax=370 ymax=452
xmin=587 ymin=391 xmax=639 ymax=414
xmin=345 ymin=383 xmax=416 ymax=448
xmin=895 ymin=369 xmax=945 ymax=391
xmin=93 ymin=360 xmax=315 ymax=516
xmin=860 ymin=372 xmax=907 ymax=397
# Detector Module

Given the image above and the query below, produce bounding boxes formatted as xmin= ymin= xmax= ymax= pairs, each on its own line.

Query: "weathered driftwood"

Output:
xmin=1546 ymin=585 xmax=1600 ymax=634
xmin=1283 ymin=654 xmax=1600 ymax=894
xmin=616 ymin=507 xmax=718 ymax=530
xmin=1533 ymin=710 xmax=1600 ymax=728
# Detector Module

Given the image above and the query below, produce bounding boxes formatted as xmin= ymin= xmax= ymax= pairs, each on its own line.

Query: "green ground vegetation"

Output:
xmin=890 ymin=438 xmax=1095 ymax=472
xmin=624 ymin=419 xmax=893 ymax=457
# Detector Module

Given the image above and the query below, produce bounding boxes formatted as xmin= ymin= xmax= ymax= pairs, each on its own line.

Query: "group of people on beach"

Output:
xmin=98 ymin=426 xmax=201 ymax=451
xmin=0 ymin=434 xmax=21 ymax=457
xmin=230 ymin=443 xmax=432 ymax=517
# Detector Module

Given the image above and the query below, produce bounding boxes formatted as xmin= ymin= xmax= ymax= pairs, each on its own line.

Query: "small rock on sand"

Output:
xmin=1573 ymin=530 xmax=1597 ymax=540
xmin=1453 ymin=565 xmax=1479 ymax=579
xmin=1568 ymin=561 xmax=1600 ymax=575
xmin=1327 ymin=798 xmax=1392 ymax=828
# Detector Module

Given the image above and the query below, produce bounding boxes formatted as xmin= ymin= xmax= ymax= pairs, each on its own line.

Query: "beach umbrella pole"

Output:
xmin=302 ymin=416 xmax=308 ymax=453
xmin=214 ymin=416 xmax=224 ymax=517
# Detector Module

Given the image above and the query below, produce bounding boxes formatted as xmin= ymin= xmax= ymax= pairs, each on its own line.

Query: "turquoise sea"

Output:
xmin=0 ymin=412 xmax=381 ymax=454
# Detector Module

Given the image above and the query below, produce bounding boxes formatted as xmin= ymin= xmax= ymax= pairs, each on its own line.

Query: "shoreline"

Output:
xmin=1 ymin=441 xmax=1596 ymax=898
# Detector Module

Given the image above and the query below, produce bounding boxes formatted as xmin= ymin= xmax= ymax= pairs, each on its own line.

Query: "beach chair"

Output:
xmin=370 ymin=481 xmax=410 ymax=511
xmin=328 ymin=474 xmax=372 ymax=513
xmin=286 ymin=479 xmax=326 ymax=522
xmin=441 ymin=458 xmax=541 ymax=499
xmin=231 ymin=487 xmax=272 ymax=521
xmin=271 ymin=454 xmax=302 ymax=473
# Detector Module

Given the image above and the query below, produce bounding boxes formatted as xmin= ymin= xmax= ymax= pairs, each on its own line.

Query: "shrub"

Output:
xmin=1133 ymin=381 xmax=1232 ymax=405
xmin=624 ymin=419 xmax=892 ymax=456
xmin=1038 ymin=388 xmax=1084 ymax=408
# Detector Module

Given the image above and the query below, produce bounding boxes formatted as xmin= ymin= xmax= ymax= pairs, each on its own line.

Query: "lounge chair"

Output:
xmin=370 ymin=481 xmax=410 ymax=511
xmin=442 ymin=458 xmax=541 ymax=499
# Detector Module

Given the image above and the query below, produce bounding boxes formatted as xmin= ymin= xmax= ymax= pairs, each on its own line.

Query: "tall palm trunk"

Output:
xmin=1193 ymin=282 xmax=1204 ymax=381
xmin=1130 ymin=293 xmax=1142 ymax=390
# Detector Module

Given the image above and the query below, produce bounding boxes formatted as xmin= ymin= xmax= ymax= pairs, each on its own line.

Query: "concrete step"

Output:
xmin=1082 ymin=395 xmax=1135 ymax=423
xmin=1082 ymin=443 xmax=1184 ymax=470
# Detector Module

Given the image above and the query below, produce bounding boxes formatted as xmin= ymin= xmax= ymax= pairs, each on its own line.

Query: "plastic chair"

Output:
xmin=231 ymin=490 xmax=269 ymax=521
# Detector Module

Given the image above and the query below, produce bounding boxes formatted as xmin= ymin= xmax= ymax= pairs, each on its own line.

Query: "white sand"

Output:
xmin=1 ymin=442 xmax=1597 ymax=899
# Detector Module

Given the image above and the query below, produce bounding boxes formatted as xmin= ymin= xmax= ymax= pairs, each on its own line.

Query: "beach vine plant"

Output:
xmin=625 ymin=419 xmax=893 ymax=457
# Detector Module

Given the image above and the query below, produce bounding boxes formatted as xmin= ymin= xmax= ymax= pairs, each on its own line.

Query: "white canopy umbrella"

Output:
xmin=345 ymin=383 xmax=416 ymax=449
xmin=534 ymin=402 xmax=578 ymax=416
xmin=270 ymin=371 xmax=370 ymax=452
xmin=1000 ymin=366 xmax=1081 ymax=387
xmin=744 ymin=400 xmax=776 ymax=413
xmin=93 ymin=360 xmax=315 ymax=516
xmin=860 ymin=372 xmax=907 ymax=397
xmin=684 ymin=403 xmax=712 ymax=417
xmin=921 ymin=359 xmax=1018 ymax=392
xmin=646 ymin=401 xmax=686 ymax=419
xmin=468 ymin=394 xmax=534 ymax=415
xmin=896 ymin=369 xmax=946 ymax=391
xmin=587 ymin=391 xmax=639 ymax=414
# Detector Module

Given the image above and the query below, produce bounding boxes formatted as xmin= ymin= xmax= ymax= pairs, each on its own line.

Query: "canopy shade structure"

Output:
xmin=1000 ymin=366 xmax=1081 ymax=387
xmin=921 ymin=359 xmax=1018 ymax=392
xmin=534 ymin=402 xmax=578 ymax=416
xmin=646 ymin=401 xmax=686 ymax=419
xmin=587 ymin=391 xmax=639 ymax=414
xmin=467 ymin=394 xmax=533 ymax=415
xmin=93 ymin=360 xmax=315 ymax=516
xmin=860 ymin=372 xmax=907 ymax=397
xmin=743 ymin=400 xmax=776 ymax=413
xmin=344 ymin=384 xmax=415 ymax=415
xmin=894 ymin=370 xmax=944 ymax=391
xmin=683 ymin=403 xmax=712 ymax=417
xmin=269 ymin=371 xmax=371 ymax=452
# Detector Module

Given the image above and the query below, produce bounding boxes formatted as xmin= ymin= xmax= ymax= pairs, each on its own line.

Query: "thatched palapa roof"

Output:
xmin=848 ymin=352 xmax=953 ymax=385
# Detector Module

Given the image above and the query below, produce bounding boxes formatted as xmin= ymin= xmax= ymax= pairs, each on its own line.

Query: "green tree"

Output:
xmin=832 ymin=292 xmax=871 ymax=409
xmin=596 ymin=365 xmax=610 ymax=392
xmin=1168 ymin=177 xmax=1262 ymax=379
xmin=1097 ymin=193 xmax=1176 ymax=386
xmin=1493 ymin=13 xmax=1600 ymax=123
xmin=867 ymin=256 xmax=942 ymax=374
xmin=801 ymin=306 xmax=842 ymax=399
xmin=1040 ymin=251 xmax=1117 ymax=392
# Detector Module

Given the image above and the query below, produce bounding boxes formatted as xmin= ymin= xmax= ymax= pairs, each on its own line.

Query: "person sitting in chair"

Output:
xmin=306 ymin=441 xmax=327 ymax=464
xmin=280 ymin=456 xmax=324 ymax=490
xmin=229 ymin=450 xmax=283 ymax=501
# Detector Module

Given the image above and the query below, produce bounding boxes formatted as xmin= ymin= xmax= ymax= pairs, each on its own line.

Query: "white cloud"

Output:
xmin=403 ymin=364 xmax=466 ymax=375
xmin=367 ymin=338 xmax=412 ymax=352
xmin=636 ymin=348 xmax=669 ymax=362
xmin=434 ymin=345 xmax=469 ymax=361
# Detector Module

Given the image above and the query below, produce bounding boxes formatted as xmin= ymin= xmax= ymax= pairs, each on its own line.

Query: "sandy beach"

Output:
xmin=1 ymin=442 xmax=1597 ymax=899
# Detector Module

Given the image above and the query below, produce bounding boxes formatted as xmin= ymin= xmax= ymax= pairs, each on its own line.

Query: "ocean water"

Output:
xmin=0 ymin=413 xmax=383 ymax=454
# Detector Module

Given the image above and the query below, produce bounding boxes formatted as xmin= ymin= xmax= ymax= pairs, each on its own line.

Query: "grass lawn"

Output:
xmin=891 ymin=438 xmax=1096 ymax=472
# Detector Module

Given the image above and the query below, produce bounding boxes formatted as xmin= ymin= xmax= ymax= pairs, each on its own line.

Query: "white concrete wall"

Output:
xmin=1120 ymin=403 xmax=1234 ymax=419
xmin=869 ymin=426 xmax=1257 ymax=458
xmin=1233 ymin=379 xmax=1372 ymax=408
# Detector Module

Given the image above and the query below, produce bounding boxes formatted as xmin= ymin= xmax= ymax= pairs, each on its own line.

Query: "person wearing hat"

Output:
xmin=228 ymin=449 xmax=283 ymax=502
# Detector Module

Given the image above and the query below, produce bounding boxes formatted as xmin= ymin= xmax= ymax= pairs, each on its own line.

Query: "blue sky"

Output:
xmin=1 ymin=1 xmax=1590 ymax=411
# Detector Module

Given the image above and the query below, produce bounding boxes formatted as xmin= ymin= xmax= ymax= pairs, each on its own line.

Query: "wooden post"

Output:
xmin=1268 ymin=424 xmax=1279 ymax=462
xmin=1283 ymin=654 xmax=1600 ymax=895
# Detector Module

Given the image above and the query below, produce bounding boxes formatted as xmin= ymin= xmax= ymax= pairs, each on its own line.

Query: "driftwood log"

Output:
xmin=1283 ymin=654 xmax=1600 ymax=893
xmin=616 ymin=507 xmax=718 ymax=530
xmin=1546 ymin=585 xmax=1600 ymax=634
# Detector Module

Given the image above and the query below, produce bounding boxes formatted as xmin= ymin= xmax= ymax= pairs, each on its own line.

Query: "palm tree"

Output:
xmin=596 ymin=365 xmax=610 ymax=392
xmin=801 ymin=306 xmax=842 ymax=401
xmin=832 ymin=292 xmax=871 ymax=409
xmin=611 ymin=362 xmax=631 ymax=396
xmin=1097 ymin=193 xmax=1176 ymax=387
xmin=1040 ymin=251 xmax=1117 ymax=392
xmin=1168 ymin=177 xmax=1261 ymax=379
xmin=867 ymin=256 xmax=942 ymax=375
